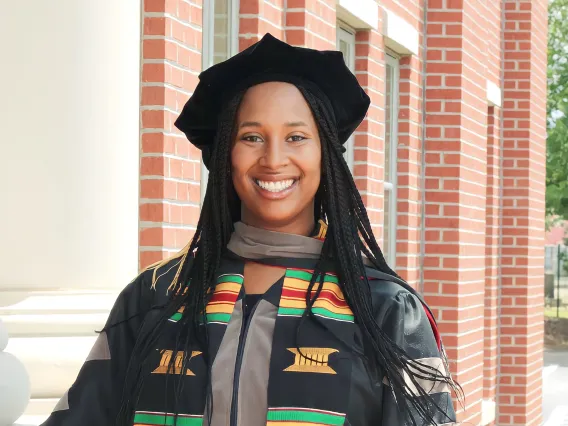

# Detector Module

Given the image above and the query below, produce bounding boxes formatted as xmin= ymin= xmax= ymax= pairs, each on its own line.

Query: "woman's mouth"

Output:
xmin=252 ymin=178 xmax=299 ymax=199
xmin=254 ymin=179 xmax=296 ymax=192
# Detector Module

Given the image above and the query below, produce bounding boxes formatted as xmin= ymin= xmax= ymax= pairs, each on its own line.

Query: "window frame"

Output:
xmin=200 ymin=0 xmax=240 ymax=205
xmin=383 ymin=54 xmax=400 ymax=267
xmin=336 ymin=24 xmax=356 ymax=172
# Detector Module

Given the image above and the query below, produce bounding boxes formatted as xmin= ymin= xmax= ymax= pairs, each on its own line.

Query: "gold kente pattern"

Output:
xmin=284 ymin=347 xmax=338 ymax=374
xmin=152 ymin=350 xmax=202 ymax=376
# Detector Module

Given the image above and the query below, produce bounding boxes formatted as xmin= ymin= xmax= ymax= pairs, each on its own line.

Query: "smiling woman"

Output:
xmin=232 ymin=82 xmax=322 ymax=235
xmin=40 ymin=34 xmax=459 ymax=426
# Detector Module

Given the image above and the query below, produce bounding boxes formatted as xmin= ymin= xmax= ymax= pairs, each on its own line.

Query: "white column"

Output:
xmin=0 ymin=1 xmax=141 ymax=424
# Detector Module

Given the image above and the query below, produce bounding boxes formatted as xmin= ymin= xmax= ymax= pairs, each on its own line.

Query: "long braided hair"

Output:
xmin=115 ymin=84 xmax=461 ymax=425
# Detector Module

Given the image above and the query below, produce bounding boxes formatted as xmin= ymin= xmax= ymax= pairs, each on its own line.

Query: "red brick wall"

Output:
xmin=423 ymin=0 xmax=489 ymax=422
xmin=286 ymin=0 xmax=336 ymax=49
xmin=499 ymin=0 xmax=547 ymax=424
xmin=379 ymin=1 xmax=423 ymax=288
xmin=486 ymin=0 xmax=503 ymax=87
xmin=139 ymin=0 xmax=203 ymax=269
xmin=354 ymin=29 xmax=386 ymax=247
xmin=240 ymin=0 xmax=285 ymax=50
xmin=395 ymin=53 xmax=423 ymax=288
xmin=485 ymin=106 xmax=501 ymax=403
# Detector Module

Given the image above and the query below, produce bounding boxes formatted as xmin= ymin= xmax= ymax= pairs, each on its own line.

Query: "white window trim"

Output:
xmin=337 ymin=25 xmax=356 ymax=172
xmin=381 ymin=8 xmax=419 ymax=56
xmin=385 ymin=54 xmax=399 ymax=267
xmin=336 ymin=0 xmax=379 ymax=30
xmin=486 ymin=80 xmax=502 ymax=107
xmin=200 ymin=0 xmax=239 ymax=206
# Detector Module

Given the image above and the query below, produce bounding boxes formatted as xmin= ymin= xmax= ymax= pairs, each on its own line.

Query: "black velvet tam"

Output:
xmin=174 ymin=33 xmax=370 ymax=169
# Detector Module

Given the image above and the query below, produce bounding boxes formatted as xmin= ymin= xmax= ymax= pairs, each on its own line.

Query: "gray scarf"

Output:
xmin=226 ymin=221 xmax=373 ymax=266
xmin=226 ymin=221 xmax=324 ymax=260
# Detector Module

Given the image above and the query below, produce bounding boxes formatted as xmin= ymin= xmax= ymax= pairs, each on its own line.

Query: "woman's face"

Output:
xmin=231 ymin=82 xmax=322 ymax=235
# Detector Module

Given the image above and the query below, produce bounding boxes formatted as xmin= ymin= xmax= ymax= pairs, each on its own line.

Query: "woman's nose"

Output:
xmin=259 ymin=139 xmax=290 ymax=169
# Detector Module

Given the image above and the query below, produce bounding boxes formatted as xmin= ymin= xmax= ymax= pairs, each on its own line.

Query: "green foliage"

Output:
xmin=547 ymin=0 xmax=568 ymax=219
xmin=545 ymin=307 xmax=568 ymax=319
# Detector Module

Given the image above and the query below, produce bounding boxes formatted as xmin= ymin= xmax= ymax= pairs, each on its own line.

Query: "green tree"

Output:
xmin=547 ymin=0 xmax=568 ymax=219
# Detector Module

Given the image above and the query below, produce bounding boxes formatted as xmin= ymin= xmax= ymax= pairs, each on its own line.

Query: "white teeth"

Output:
xmin=256 ymin=179 xmax=295 ymax=192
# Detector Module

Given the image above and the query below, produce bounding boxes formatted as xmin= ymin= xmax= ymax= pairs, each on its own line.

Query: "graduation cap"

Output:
xmin=174 ymin=33 xmax=370 ymax=169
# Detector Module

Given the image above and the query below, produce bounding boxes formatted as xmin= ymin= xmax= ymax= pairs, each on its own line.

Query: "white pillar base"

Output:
xmin=0 ymin=290 xmax=118 ymax=423
xmin=0 ymin=319 xmax=31 ymax=426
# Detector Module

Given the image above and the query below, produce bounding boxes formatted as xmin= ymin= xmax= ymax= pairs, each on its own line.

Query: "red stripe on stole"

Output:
xmin=209 ymin=291 xmax=239 ymax=304
xmin=281 ymin=287 xmax=348 ymax=308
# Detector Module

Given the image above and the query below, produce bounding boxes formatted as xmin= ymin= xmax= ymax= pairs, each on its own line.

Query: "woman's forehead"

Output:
xmin=237 ymin=82 xmax=315 ymax=124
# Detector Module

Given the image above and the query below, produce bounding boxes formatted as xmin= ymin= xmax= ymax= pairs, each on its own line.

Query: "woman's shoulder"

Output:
xmin=364 ymin=266 xmax=415 ymax=301
xmin=364 ymin=266 xmax=443 ymax=352
xmin=120 ymin=255 xmax=189 ymax=306
xmin=364 ymin=266 xmax=433 ymax=322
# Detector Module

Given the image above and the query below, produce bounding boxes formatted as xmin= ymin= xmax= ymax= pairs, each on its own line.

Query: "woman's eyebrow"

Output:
xmin=239 ymin=121 xmax=308 ymax=128
xmin=239 ymin=121 xmax=262 ymax=129
xmin=285 ymin=121 xmax=308 ymax=127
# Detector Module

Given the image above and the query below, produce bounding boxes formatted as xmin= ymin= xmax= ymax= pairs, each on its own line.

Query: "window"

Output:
xmin=200 ymin=0 xmax=239 ymax=204
xmin=336 ymin=26 xmax=355 ymax=171
xmin=383 ymin=55 xmax=399 ymax=267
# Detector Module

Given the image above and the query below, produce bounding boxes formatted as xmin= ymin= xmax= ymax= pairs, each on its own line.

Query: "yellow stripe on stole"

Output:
xmin=280 ymin=298 xmax=353 ymax=315
xmin=214 ymin=282 xmax=241 ymax=293
xmin=313 ymin=299 xmax=352 ymax=315
xmin=284 ymin=278 xmax=346 ymax=301
xmin=205 ymin=303 xmax=237 ymax=314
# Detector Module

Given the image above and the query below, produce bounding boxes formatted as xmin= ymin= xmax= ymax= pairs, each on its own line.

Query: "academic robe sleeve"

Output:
xmin=40 ymin=272 xmax=152 ymax=426
xmin=375 ymin=285 xmax=457 ymax=426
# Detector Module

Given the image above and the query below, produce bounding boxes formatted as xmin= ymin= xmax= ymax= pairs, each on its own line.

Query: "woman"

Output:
xmin=42 ymin=34 xmax=459 ymax=426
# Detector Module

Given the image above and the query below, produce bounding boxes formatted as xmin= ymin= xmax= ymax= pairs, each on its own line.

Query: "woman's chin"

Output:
xmin=242 ymin=207 xmax=306 ymax=231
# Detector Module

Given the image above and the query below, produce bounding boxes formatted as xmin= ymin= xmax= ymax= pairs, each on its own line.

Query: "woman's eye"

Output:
xmin=288 ymin=135 xmax=306 ymax=142
xmin=242 ymin=135 xmax=263 ymax=143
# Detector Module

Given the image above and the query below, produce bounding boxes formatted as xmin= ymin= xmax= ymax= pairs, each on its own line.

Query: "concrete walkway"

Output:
xmin=544 ymin=349 xmax=568 ymax=426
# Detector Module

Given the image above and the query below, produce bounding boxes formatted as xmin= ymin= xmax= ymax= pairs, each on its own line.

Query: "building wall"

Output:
xmin=139 ymin=0 xmax=204 ymax=269
xmin=135 ymin=0 xmax=548 ymax=424
xmin=499 ymin=1 xmax=547 ymax=425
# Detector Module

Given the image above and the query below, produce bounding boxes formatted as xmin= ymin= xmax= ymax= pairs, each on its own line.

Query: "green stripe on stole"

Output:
xmin=278 ymin=307 xmax=355 ymax=322
xmin=133 ymin=412 xmax=203 ymax=425
xmin=285 ymin=269 xmax=339 ymax=283
xmin=217 ymin=274 xmax=244 ymax=284
xmin=267 ymin=408 xmax=345 ymax=425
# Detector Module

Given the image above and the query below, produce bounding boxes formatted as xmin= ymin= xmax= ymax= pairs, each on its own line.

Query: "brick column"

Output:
xmin=354 ymin=30 xmax=386 ymax=244
xmin=482 ymin=1 xmax=503 ymax=421
xmin=423 ymin=0 xmax=489 ymax=423
xmin=498 ymin=1 xmax=547 ymax=424
xmin=484 ymin=106 xmax=501 ymax=405
xmin=285 ymin=0 xmax=336 ymax=49
xmin=396 ymin=54 xmax=424 ymax=288
xmin=139 ymin=0 xmax=203 ymax=269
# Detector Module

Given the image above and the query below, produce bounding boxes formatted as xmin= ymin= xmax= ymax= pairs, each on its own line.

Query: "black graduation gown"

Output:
xmin=41 ymin=254 xmax=457 ymax=426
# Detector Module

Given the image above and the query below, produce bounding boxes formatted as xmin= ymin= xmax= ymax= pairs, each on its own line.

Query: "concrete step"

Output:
xmin=0 ymin=289 xmax=117 ymax=337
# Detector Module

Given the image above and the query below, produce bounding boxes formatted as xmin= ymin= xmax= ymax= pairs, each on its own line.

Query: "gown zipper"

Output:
xmin=229 ymin=297 xmax=259 ymax=426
